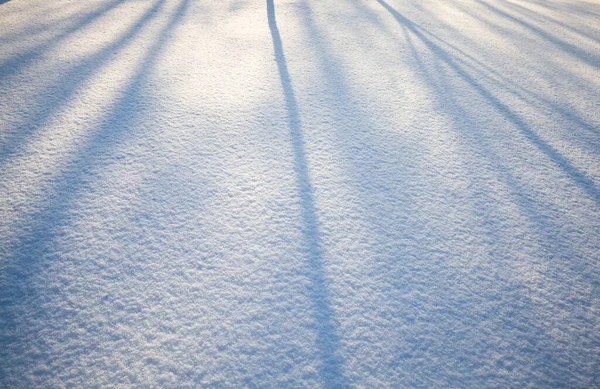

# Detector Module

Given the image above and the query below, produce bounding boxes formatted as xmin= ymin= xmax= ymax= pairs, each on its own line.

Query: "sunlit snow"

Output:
xmin=1 ymin=0 xmax=599 ymax=387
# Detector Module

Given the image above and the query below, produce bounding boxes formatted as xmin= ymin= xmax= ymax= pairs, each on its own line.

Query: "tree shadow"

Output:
xmin=476 ymin=0 xmax=599 ymax=68
xmin=391 ymin=0 xmax=600 ymax=155
xmin=332 ymin=0 xmax=597 ymax=148
xmin=0 ymin=0 xmax=166 ymax=170
xmin=368 ymin=0 xmax=600 ymax=385
xmin=266 ymin=0 xmax=348 ymax=387
xmin=291 ymin=2 xmax=499 ymax=387
xmin=1 ymin=0 xmax=189 ymax=382
xmin=522 ymin=0 xmax=600 ymax=18
xmin=373 ymin=0 xmax=600 ymax=207
xmin=0 ymin=0 xmax=126 ymax=78
xmin=443 ymin=1 xmax=600 ymax=142
xmin=497 ymin=0 xmax=600 ymax=45
xmin=285 ymin=0 xmax=598 ymax=385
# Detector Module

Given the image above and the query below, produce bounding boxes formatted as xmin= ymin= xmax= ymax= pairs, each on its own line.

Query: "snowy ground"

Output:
xmin=1 ymin=0 xmax=599 ymax=387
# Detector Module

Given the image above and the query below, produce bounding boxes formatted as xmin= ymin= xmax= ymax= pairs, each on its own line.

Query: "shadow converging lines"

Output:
xmin=0 ymin=0 xmax=168 ymax=170
xmin=373 ymin=0 xmax=600 ymax=206
xmin=3 ymin=0 xmax=190 ymax=335
xmin=0 ymin=0 xmax=126 ymax=76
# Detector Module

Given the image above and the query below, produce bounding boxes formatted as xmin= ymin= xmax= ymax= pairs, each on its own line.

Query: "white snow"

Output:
xmin=1 ymin=0 xmax=599 ymax=387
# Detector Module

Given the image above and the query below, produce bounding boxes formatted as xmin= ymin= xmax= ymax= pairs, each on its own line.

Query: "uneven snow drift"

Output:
xmin=1 ymin=0 xmax=599 ymax=387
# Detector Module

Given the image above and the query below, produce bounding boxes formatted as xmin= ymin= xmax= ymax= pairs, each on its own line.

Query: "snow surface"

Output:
xmin=1 ymin=0 xmax=600 ymax=387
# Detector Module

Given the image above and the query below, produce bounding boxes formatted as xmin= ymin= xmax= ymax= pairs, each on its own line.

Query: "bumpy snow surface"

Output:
xmin=1 ymin=0 xmax=600 ymax=387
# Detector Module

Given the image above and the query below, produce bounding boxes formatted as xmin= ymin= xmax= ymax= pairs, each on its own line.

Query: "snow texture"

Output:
xmin=1 ymin=0 xmax=600 ymax=387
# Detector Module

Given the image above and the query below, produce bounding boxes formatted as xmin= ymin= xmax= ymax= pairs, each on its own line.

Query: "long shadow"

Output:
xmin=0 ymin=1 xmax=109 ymax=41
xmin=373 ymin=1 xmax=600 ymax=384
xmin=374 ymin=0 xmax=600 ymax=249
xmin=343 ymin=0 xmax=597 ymax=144
xmin=387 ymin=0 xmax=600 ymax=113
xmin=406 ymin=0 xmax=592 ymax=286
xmin=295 ymin=2 xmax=511 ymax=386
xmin=498 ymin=0 xmax=600 ymax=45
xmin=6 ymin=0 xmax=186 ymax=266
xmin=522 ymin=0 xmax=600 ymax=18
xmin=476 ymin=0 xmax=599 ymax=68
xmin=1 ymin=0 xmax=189 ymax=373
xmin=0 ymin=0 xmax=166 ymax=170
xmin=0 ymin=0 xmax=125 ymax=77
xmin=266 ymin=0 xmax=348 ymax=387
xmin=292 ymin=2 xmax=535 ymax=386
xmin=374 ymin=0 xmax=600 ymax=206
xmin=442 ymin=2 xmax=600 ymax=141
xmin=401 ymin=2 xmax=600 ymax=146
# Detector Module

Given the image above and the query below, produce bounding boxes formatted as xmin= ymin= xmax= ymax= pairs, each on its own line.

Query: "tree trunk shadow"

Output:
xmin=267 ymin=0 xmax=349 ymax=387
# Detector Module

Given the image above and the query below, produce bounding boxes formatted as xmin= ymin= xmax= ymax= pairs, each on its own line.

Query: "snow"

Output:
xmin=1 ymin=0 xmax=599 ymax=386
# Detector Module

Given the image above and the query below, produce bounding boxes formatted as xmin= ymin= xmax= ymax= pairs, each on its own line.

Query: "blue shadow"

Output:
xmin=374 ymin=0 xmax=600 ymax=206
xmin=267 ymin=0 xmax=349 ymax=387
xmin=1 ymin=0 xmax=190 ymax=375
xmin=0 ymin=0 xmax=163 ymax=170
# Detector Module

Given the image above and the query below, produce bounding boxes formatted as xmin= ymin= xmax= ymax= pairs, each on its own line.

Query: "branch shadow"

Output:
xmin=285 ymin=0 xmax=598 ymax=385
xmin=522 ymin=0 xmax=600 ymax=18
xmin=368 ymin=0 xmax=600 ymax=385
xmin=443 ymin=1 xmax=600 ymax=141
xmin=266 ymin=0 xmax=348 ymax=387
xmin=333 ymin=0 xmax=599 ymax=148
xmin=0 ymin=0 xmax=167 ymax=170
xmin=0 ymin=0 xmax=126 ymax=77
xmin=476 ymin=0 xmax=600 ymax=68
xmin=289 ymin=2 xmax=491 ymax=387
xmin=1 ymin=0 xmax=189 ymax=381
xmin=406 ymin=0 xmax=596 ymax=297
xmin=497 ymin=0 xmax=600 ymax=45
xmin=374 ymin=0 xmax=600 ymax=207
xmin=391 ymin=0 xmax=600 ymax=156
